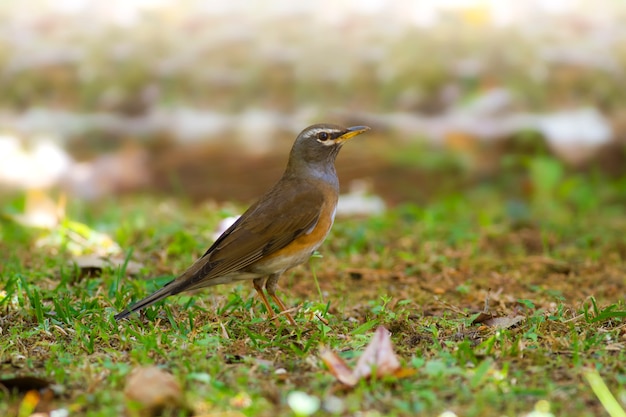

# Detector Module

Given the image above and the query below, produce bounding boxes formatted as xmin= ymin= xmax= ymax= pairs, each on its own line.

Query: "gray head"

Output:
xmin=285 ymin=124 xmax=370 ymax=182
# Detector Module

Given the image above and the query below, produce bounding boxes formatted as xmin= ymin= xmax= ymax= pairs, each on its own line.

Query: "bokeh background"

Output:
xmin=1 ymin=0 xmax=625 ymax=205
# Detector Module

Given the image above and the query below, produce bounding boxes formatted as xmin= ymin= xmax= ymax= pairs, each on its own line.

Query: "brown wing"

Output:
xmin=168 ymin=178 xmax=325 ymax=293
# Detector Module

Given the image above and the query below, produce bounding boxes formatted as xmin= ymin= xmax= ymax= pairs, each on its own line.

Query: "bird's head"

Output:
xmin=287 ymin=124 xmax=370 ymax=178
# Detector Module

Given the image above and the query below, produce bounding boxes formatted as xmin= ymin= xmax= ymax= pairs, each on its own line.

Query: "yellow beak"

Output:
xmin=336 ymin=126 xmax=371 ymax=143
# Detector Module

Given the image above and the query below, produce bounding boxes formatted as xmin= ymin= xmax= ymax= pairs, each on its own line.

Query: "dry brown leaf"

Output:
xmin=353 ymin=326 xmax=401 ymax=379
xmin=124 ymin=366 xmax=185 ymax=417
xmin=472 ymin=311 xmax=494 ymax=325
xmin=319 ymin=346 xmax=359 ymax=386
xmin=484 ymin=315 xmax=525 ymax=329
xmin=473 ymin=312 xmax=525 ymax=329
xmin=320 ymin=326 xmax=410 ymax=387
xmin=471 ymin=290 xmax=525 ymax=330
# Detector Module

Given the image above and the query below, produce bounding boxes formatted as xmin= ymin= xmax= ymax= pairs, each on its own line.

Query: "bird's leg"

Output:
xmin=265 ymin=273 xmax=297 ymax=325
xmin=253 ymin=277 xmax=280 ymax=324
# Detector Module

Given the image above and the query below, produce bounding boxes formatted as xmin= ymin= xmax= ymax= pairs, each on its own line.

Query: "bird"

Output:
xmin=114 ymin=123 xmax=371 ymax=324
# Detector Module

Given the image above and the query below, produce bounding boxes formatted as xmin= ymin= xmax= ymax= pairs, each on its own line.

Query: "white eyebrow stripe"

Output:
xmin=312 ymin=129 xmax=343 ymax=146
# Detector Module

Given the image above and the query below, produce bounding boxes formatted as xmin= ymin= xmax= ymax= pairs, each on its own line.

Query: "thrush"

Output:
xmin=114 ymin=124 xmax=370 ymax=324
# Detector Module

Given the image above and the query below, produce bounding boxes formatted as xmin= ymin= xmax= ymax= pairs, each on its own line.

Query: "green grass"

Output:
xmin=1 ymin=158 xmax=625 ymax=417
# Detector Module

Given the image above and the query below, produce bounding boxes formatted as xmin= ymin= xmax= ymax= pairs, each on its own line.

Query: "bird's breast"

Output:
xmin=251 ymin=193 xmax=338 ymax=274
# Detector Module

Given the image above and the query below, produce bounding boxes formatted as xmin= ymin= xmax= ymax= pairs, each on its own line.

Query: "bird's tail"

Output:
xmin=114 ymin=281 xmax=176 ymax=321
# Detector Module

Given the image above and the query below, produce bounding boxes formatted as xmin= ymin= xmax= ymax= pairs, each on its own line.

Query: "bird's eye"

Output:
xmin=318 ymin=132 xmax=329 ymax=141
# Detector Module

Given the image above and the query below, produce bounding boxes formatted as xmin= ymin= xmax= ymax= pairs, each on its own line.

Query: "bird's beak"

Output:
xmin=336 ymin=125 xmax=371 ymax=143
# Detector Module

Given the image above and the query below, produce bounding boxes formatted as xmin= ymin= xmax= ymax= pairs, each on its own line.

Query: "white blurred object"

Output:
xmin=211 ymin=216 xmax=240 ymax=241
xmin=343 ymin=103 xmax=613 ymax=165
xmin=536 ymin=107 xmax=612 ymax=164
xmin=0 ymin=134 xmax=72 ymax=189
xmin=337 ymin=180 xmax=386 ymax=217
xmin=236 ymin=109 xmax=284 ymax=154
xmin=536 ymin=107 xmax=612 ymax=147
xmin=452 ymin=88 xmax=515 ymax=117
xmin=287 ymin=391 xmax=321 ymax=417
xmin=11 ymin=190 xmax=64 ymax=229
xmin=61 ymin=146 xmax=151 ymax=199
xmin=0 ymin=102 xmax=615 ymax=169
xmin=166 ymin=108 xmax=233 ymax=142
xmin=0 ymin=132 xmax=151 ymax=199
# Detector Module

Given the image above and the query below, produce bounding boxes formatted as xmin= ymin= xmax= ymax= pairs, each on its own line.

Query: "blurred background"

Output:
xmin=0 ymin=0 xmax=625 ymax=206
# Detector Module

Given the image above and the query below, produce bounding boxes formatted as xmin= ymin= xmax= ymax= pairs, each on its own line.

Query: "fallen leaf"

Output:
xmin=320 ymin=326 xmax=412 ymax=387
xmin=472 ymin=311 xmax=494 ymax=325
xmin=319 ymin=347 xmax=358 ymax=386
xmin=483 ymin=315 xmax=526 ymax=329
xmin=124 ymin=366 xmax=185 ymax=417
xmin=471 ymin=291 xmax=526 ymax=330
xmin=353 ymin=326 xmax=401 ymax=379
xmin=472 ymin=312 xmax=525 ymax=329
